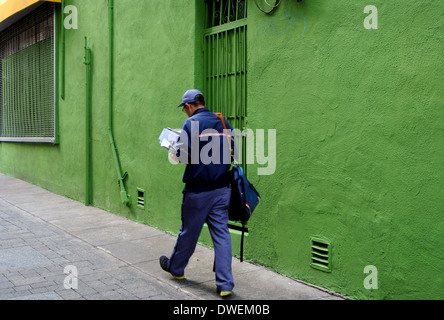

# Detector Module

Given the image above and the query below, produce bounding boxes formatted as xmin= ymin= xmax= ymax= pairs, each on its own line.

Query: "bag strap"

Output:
xmin=240 ymin=228 xmax=245 ymax=262
xmin=216 ymin=113 xmax=246 ymax=262
xmin=215 ymin=113 xmax=234 ymax=157
xmin=228 ymin=223 xmax=249 ymax=262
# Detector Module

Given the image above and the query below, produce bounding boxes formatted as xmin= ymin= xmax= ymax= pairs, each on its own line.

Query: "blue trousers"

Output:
xmin=168 ymin=187 xmax=234 ymax=292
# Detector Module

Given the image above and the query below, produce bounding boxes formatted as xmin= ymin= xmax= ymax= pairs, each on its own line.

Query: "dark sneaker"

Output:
xmin=159 ymin=256 xmax=184 ymax=280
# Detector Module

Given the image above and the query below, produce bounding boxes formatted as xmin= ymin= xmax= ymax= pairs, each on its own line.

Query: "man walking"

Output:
xmin=159 ymin=89 xmax=235 ymax=297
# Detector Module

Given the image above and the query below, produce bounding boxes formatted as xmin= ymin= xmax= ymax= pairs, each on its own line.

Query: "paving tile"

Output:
xmin=11 ymin=291 xmax=63 ymax=300
xmin=0 ymin=173 xmax=345 ymax=301
xmin=0 ymin=246 xmax=51 ymax=271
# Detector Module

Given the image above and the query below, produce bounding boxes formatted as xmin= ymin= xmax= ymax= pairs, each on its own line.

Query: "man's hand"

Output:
xmin=168 ymin=147 xmax=180 ymax=164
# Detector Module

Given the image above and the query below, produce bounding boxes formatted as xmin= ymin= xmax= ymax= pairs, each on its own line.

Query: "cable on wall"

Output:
xmin=253 ymin=0 xmax=280 ymax=14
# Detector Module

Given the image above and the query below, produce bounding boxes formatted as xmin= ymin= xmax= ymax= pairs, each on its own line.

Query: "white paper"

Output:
xmin=159 ymin=128 xmax=181 ymax=150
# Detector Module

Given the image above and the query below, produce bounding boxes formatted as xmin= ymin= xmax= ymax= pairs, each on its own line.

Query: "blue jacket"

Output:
xmin=176 ymin=108 xmax=235 ymax=192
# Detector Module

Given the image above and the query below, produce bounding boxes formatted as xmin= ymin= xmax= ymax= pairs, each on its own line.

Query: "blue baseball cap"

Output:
xmin=177 ymin=89 xmax=204 ymax=108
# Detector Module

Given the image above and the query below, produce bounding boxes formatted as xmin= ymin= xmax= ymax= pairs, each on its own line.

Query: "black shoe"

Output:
xmin=159 ymin=255 xmax=169 ymax=272
xmin=159 ymin=256 xmax=185 ymax=280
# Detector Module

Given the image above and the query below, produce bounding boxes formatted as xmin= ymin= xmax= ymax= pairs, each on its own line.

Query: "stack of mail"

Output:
xmin=159 ymin=128 xmax=181 ymax=150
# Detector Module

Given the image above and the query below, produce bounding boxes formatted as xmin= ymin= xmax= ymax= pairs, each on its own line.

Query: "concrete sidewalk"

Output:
xmin=0 ymin=173 xmax=344 ymax=300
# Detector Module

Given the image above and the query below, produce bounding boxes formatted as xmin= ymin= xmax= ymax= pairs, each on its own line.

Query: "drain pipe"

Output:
xmin=108 ymin=0 xmax=130 ymax=206
xmin=61 ymin=0 xmax=65 ymax=100
xmin=84 ymin=37 xmax=92 ymax=206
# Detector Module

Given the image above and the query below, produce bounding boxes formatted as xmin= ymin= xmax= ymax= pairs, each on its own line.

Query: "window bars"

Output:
xmin=204 ymin=0 xmax=247 ymax=165
xmin=0 ymin=4 xmax=56 ymax=143
xmin=206 ymin=0 xmax=246 ymax=28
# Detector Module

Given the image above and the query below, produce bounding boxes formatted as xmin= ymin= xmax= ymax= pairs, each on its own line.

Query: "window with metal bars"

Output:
xmin=0 ymin=4 xmax=56 ymax=143
xmin=206 ymin=0 xmax=246 ymax=28
xmin=204 ymin=0 xmax=247 ymax=166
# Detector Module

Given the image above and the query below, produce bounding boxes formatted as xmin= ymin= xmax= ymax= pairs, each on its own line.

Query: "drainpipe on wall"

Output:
xmin=108 ymin=0 xmax=131 ymax=206
xmin=84 ymin=37 xmax=92 ymax=206
xmin=61 ymin=0 xmax=65 ymax=100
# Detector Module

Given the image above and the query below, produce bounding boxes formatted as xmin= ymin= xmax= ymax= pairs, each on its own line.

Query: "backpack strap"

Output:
xmin=216 ymin=113 xmax=247 ymax=262
xmin=215 ymin=113 xmax=234 ymax=157
xmin=227 ymin=223 xmax=249 ymax=262
xmin=240 ymin=227 xmax=245 ymax=262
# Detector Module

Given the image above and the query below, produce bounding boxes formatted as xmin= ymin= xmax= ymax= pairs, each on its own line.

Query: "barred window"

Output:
xmin=204 ymin=0 xmax=247 ymax=164
xmin=206 ymin=0 xmax=246 ymax=28
xmin=0 ymin=4 xmax=56 ymax=143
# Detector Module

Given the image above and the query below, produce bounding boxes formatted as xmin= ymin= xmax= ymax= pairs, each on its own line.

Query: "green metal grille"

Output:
xmin=0 ymin=4 xmax=56 ymax=143
xmin=205 ymin=0 xmax=246 ymax=28
xmin=311 ymin=237 xmax=332 ymax=273
xmin=204 ymin=0 xmax=247 ymax=165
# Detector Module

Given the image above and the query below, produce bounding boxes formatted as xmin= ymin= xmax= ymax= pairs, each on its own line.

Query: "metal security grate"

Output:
xmin=206 ymin=0 xmax=247 ymax=28
xmin=0 ymin=3 xmax=56 ymax=143
xmin=137 ymin=188 xmax=145 ymax=209
xmin=311 ymin=237 xmax=332 ymax=272
xmin=204 ymin=0 xmax=247 ymax=165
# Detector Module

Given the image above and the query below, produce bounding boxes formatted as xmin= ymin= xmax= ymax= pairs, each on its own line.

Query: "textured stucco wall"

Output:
xmin=246 ymin=0 xmax=444 ymax=299
xmin=0 ymin=0 xmax=443 ymax=299
xmin=1 ymin=0 xmax=193 ymax=235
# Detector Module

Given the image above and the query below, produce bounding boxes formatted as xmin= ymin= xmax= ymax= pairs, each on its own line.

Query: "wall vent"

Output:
xmin=137 ymin=188 xmax=145 ymax=209
xmin=310 ymin=237 xmax=331 ymax=273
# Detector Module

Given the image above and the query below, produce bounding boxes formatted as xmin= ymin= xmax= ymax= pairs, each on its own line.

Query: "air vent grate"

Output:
xmin=137 ymin=188 xmax=145 ymax=209
xmin=310 ymin=237 xmax=331 ymax=272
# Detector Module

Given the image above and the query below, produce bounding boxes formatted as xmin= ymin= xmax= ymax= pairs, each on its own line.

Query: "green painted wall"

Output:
xmin=0 ymin=0 xmax=443 ymax=299
xmin=245 ymin=0 xmax=444 ymax=299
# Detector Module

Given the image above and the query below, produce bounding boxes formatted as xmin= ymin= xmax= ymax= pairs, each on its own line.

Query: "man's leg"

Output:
xmin=168 ymin=191 xmax=209 ymax=277
xmin=206 ymin=187 xmax=234 ymax=292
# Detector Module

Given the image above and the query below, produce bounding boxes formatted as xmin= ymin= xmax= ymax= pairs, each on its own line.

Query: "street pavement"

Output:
xmin=0 ymin=173 xmax=345 ymax=301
